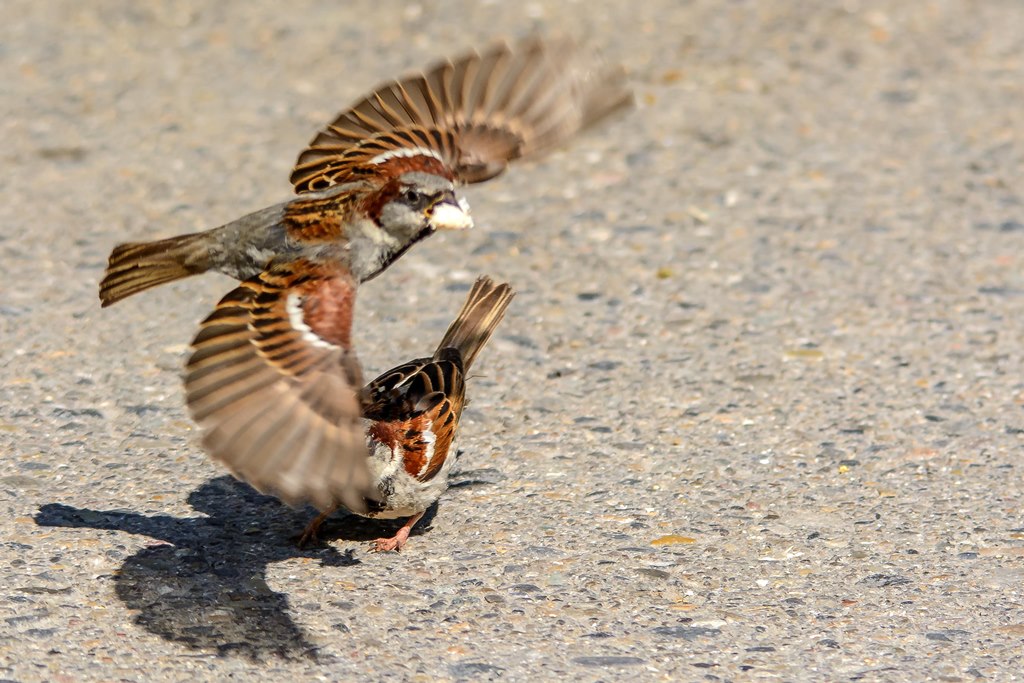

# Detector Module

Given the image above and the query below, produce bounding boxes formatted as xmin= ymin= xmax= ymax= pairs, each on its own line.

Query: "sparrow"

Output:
xmin=183 ymin=268 xmax=512 ymax=525
xmin=99 ymin=36 xmax=632 ymax=306
xmin=297 ymin=276 xmax=514 ymax=551
xmin=102 ymin=36 xmax=630 ymax=516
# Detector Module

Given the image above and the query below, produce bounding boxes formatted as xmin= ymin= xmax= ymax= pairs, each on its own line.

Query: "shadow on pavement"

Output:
xmin=31 ymin=464 xmax=495 ymax=659
xmin=33 ymin=475 xmax=382 ymax=661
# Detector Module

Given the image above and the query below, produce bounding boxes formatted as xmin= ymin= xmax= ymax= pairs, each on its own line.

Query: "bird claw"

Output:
xmin=297 ymin=527 xmax=321 ymax=549
xmin=368 ymin=512 xmax=422 ymax=552
xmin=296 ymin=508 xmax=335 ymax=548
xmin=370 ymin=536 xmax=405 ymax=553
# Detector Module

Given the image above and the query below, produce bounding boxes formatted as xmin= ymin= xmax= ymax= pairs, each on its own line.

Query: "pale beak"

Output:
xmin=429 ymin=195 xmax=474 ymax=231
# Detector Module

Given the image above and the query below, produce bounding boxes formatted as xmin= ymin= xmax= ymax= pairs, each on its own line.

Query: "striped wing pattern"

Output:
xmin=185 ymin=261 xmax=374 ymax=513
xmin=359 ymin=276 xmax=514 ymax=483
xmin=290 ymin=36 xmax=632 ymax=192
xmin=363 ymin=353 xmax=465 ymax=483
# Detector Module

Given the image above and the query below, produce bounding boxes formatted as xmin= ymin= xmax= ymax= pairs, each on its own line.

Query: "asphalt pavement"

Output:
xmin=2 ymin=1 xmax=1023 ymax=680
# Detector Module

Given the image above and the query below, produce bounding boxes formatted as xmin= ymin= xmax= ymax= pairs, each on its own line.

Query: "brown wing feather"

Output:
xmin=418 ymin=390 xmax=463 ymax=483
xmin=290 ymin=36 xmax=633 ymax=192
xmin=184 ymin=260 xmax=374 ymax=513
xmin=360 ymin=276 xmax=512 ymax=420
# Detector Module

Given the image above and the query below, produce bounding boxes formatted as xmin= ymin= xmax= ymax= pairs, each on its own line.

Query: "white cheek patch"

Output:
xmin=369 ymin=146 xmax=444 ymax=165
xmin=430 ymin=202 xmax=474 ymax=231
xmin=285 ymin=293 xmax=339 ymax=350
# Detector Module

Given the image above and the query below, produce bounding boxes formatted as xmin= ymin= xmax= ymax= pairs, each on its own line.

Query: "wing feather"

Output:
xmin=184 ymin=261 xmax=374 ymax=513
xmin=290 ymin=36 xmax=633 ymax=191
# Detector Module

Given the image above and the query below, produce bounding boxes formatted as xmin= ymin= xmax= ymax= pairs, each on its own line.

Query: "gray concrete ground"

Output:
xmin=2 ymin=1 xmax=1023 ymax=680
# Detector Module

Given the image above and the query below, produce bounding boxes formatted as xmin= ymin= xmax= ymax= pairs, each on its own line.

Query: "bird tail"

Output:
xmin=99 ymin=232 xmax=213 ymax=307
xmin=435 ymin=277 xmax=514 ymax=371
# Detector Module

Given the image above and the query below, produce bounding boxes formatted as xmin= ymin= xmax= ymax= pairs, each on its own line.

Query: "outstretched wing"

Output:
xmin=184 ymin=260 xmax=375 ymax=513
xmin=290 ymin=36 xmax=633 ymax=192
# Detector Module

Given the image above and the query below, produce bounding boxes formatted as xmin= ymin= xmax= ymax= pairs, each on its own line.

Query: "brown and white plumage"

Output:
xmin=100 ymin=36 xmax=630 ymax=307
xmin=300 ymin=276 xmax=515 ymax=551
xmin=98 ymin=163 xmax=466 ymax=306
xmin=290 ymin=35 xmax=633 ymax=192
xmin=184 ymin=260 xmax=373 ymax=513
xmin=101 ymin=37 xmax=625 ymax=520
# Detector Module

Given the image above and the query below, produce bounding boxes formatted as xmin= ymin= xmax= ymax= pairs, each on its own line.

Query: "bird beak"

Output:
xmin=428 ymin=194 xmax=474 ymax=231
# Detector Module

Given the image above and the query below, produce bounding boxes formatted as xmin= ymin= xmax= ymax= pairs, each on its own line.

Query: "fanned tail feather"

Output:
xmin=435 ymin=277 xmax=514 ymax=371
xmin=99 ymin=233 xmax=212 ymax=306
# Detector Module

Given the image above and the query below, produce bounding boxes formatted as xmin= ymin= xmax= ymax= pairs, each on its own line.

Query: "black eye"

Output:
xmin=403 ymin=189 xmax=423 ymax=205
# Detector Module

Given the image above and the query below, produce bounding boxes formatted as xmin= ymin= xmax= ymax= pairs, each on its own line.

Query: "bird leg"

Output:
xmin=297 ymin=506 xmax=338 ymax=548
xmin=371 ymin=512 xmax=425 ymax=553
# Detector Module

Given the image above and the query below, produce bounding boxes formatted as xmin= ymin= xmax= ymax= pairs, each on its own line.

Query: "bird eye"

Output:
xmin=403 ymin=189 xmax=422 ymax=205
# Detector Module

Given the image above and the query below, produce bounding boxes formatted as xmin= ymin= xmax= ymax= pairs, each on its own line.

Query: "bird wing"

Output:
xmin=363 ymin=354 xmax=466 ymax=483
xmin=290 ymin=36 xmax=633 ymax=192
xmin=361 ymin=353 xmax=464 ymax=423
xmin=184 ymin=260 xmax=375 ymax=513
xmin=360 ymin=276 xmax=513 ymax=483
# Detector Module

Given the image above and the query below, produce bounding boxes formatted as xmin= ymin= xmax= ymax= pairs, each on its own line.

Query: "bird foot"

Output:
xmin=297 ymin=508 xmax=335 ymax=548
xmin=369 ymin=511 xmax=424 ymax=553
xmin=370 ymin=534 xmax=407 ymax=553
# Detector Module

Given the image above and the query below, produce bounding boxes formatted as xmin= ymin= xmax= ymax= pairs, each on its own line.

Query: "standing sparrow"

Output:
xmin=99 ymin=36 xmax=631 ymax=306
xmin=298 ymin=276 xmax=514 ymax=551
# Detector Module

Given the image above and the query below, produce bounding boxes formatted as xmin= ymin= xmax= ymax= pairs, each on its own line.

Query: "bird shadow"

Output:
xmin=32 ymin=465 xmax=499 ymax=660
xmin=33 ymin=475 xmax=389 ymax=661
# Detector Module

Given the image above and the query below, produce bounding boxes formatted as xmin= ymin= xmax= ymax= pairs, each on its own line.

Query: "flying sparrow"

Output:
xmin=99 ymin=36 xmax=632 ymax=306
xmin=297 ymin=276 xmax=514 ymax=551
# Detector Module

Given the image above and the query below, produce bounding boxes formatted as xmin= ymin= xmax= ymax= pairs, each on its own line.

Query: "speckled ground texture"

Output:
xmin=2 ymin=1 xmax=1023 ymax=681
